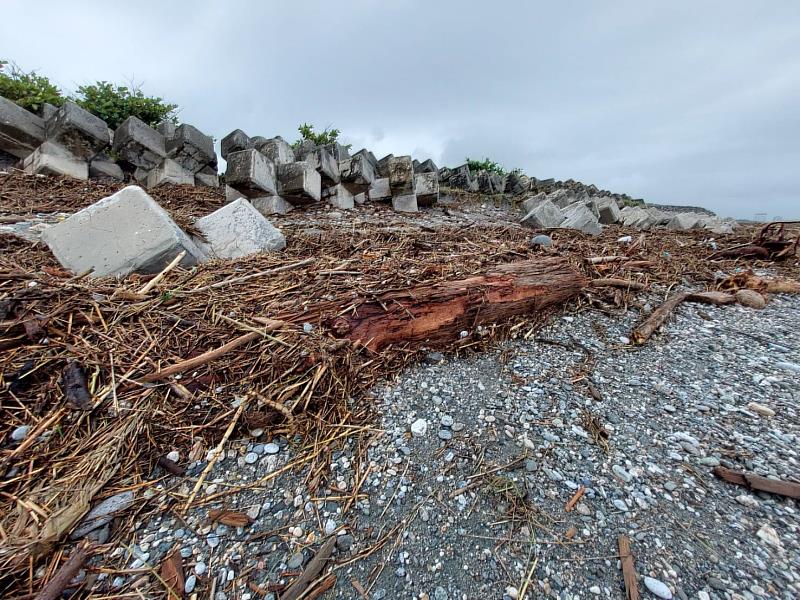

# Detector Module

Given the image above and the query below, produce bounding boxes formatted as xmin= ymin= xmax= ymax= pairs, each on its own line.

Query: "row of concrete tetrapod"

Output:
xmin=518 ymin=188 xmax=737 ymax=235
xmin=219 ymin=129 xmax=439 ymax=215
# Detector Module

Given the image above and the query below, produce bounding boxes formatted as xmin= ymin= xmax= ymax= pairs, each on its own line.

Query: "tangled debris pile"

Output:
xmin=0 ymin=171 xmax=798 ymax=599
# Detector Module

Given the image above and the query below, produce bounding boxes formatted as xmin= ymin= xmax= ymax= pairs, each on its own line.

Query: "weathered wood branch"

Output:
xmin=309 ymin=258 xmax=587 ymax=351
xmin=713 ymin=466 xmax=800 ymax=499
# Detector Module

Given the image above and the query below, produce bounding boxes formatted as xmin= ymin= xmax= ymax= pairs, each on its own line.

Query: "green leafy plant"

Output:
xmin=0 ymin=60 xmax=65 ymax=113
xmin=293 ymin=123 xmax=350 ymax=149
xmin=75 ymin=81 xmax=178 ymax=130
xmin=466 ymin=157 xmax=507 ymax=176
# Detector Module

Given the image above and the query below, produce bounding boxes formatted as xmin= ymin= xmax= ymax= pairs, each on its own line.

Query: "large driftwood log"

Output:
xmin=309 ymin=258 xmax=587 ymax=351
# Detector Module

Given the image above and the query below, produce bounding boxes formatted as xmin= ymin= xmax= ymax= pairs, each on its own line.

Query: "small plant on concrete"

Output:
xmin=293 ymin=123 xmax=350 ymax=148
xmin=75 ymin=81 xmax=178 ymax=130
xmin=466 ymin=157 xmax=507 ymax=176
xmin=0 ymin=60 xmax=65 ymax=113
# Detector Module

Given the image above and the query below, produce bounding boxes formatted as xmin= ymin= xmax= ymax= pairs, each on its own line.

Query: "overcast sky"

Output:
xmin=3 ymin=1 xmax=799 ymax=218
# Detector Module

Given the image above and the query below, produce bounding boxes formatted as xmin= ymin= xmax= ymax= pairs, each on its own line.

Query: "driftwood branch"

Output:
xmin=34 ymin=541 xmax=93 ymax=600
xmin=310 ymin=258 xmax=586 ymax=351
xmin=631 ymin=291 xmax=689 ymax=345
xmin=713 ymin=466 xmax=800 ymax=499
xmin=591 ymin=278 xmax=646 ymax=290
xmin=280 ymin=536 xmax=336 ymax=600
xmin=618 ymin=535 xmax=640 ymax=600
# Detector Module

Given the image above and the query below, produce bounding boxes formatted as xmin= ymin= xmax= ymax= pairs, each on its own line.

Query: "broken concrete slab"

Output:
xmin=392 ymin=193 xmax=418 ymax=213
xmin=414 ymin=172 xmax=439 ymax=207
xmin=504 ymin=171 xmax=529 ymax=195
xmin=295 ymin=144 xmax=339 ymax=185
xmin=89 ymin=157 xmax=124 ymax=181
xmin=447 ymin=164 xmax=475 ymax=191
xmin=322 ymin=184 xmax=355 ymax=210
xmin=194 ymin=171 xmax=220 ymax=187
xmin=276 ymin=161 xmax=321 ymax=203
xmin=156 ymin=120 xmax=176 ymax=139
xmin=221 ymin=129 xmax=252 ymax=160
xmin=521 ymin=199 xmax=565 ymax=229
xmin=225 ymin=149 xmax=277 ymax=197
xmin=225 ymin=185 xmax=245 ymax=203
xmin=368 ymin=177 xmax=391 ymax=202
xmin=522 ymin=192 xmax=548 ymax=214
xmin=194 ymin=197 xmax=285 ymax=259
xmin=254 ymin=136 xmax=295 ymax=165
xmin=376 ymin=154 xmax=393 ymax=178
xmin=596 ymin=196 xmax=621 ymax=224
xmin=666 ymin=212 xmax=703 ymax=231
xmin=166 ymin=123 xmax=216 ymax=173
xmin=45 ymin=100 xmax=111 ymax=160
xmin=339 ymin=154 xmax=376 ymax=193
xmin=23 ymin=141 xmax=88 ymax=180
xmin=0 ymin=148 xmax=18 ymax=169
xmin=41 ymin=185 xmax=205 ymax=277
xmin=416 ymin=158 xmax=438 ymax=174
xmin=321 ymin=142 xmax=350 ymax=161
xmin=147 ymin=158 xmax=194 ymax=188
xmin=40 ymin=102 xmax=58 ymax=123
xmin=561 ymin=202 xmax=602 ymax=235
xmin=354 ymin=148 xmax=378 ymax=171
xmin=251 ymin=195 xmax=294 ymax=216
xmin=387 ymin=155 xmax=414 ymax=195
xmin=112 ymin=116 xmax=167 ymax=170
xmin=0 ymin=95 xmax=46 ymax=158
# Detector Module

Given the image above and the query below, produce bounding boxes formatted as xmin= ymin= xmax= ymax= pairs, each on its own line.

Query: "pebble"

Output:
xmin=195 ymin=562 xmax=207 ymax=576
xmin=530 ymin=234 xmax=552 ymax=247
xmin=612 ymin=499 xmax=628 ymax=512
xmin=437 ymin=429 xmax=453 ymax=440
xmin=166 ymin=450 xmax=180 ymax=463
xmin=736 ymin=494 xmax=759 ymax=508
xmin=287 ymin=552 xmax=304 ymax=569
xmin=612 ymin=464 xmax=633 ymax=483
xmin=410 ymin=419 xmax=428 ymax=437
xmin=643 ymin=576 xmax=673 ymax=599
xmin=10 ymin=425 xmax=30 ymax=442
xmin=746 ymin=402 xmax=775 ymax=417
xmin=185 ymin=575 xmax=197 ymax=593
xmin=244 ymin=452 xmax=258 ymax=464
xmin=263 ymin=442 xmax=280 ymax=454
xmin=440 ymin=415 xmax=454 ymax=427
xmin=206 ymin=533 xmax=220 ymax=548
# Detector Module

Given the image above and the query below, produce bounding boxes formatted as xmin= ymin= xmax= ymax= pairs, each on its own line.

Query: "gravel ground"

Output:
xmin=105 ymin=288 xmax=799 ymax=600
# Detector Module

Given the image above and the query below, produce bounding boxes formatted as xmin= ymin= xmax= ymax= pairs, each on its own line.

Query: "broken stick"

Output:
xmin=712 ymin=466 xmax=800 ymax=499
xmin=34 ymin=540 xmax=94 ymax=600
xmin=631 ymin=291 xmax=689 ymax=345
xmin=617 ymin=535 xmax=640 ymax=600
xmin=280 ymin=536 xmax=336 ymax=600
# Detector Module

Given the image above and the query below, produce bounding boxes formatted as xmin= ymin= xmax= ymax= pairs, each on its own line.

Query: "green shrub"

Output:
xmin=466 ymin=157 xmax=507 ymax=176
xmin=0 ymin=60 xmax=65 ymax=113
xmin=293 ymin=123 xmax=350 ymax=148
xmin=75 ymin=81 xmax=178 ymax=130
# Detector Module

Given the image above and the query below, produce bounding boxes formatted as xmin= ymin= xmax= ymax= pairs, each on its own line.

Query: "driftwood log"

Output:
xmin=305 ymin=258 xmax=587 ymax=351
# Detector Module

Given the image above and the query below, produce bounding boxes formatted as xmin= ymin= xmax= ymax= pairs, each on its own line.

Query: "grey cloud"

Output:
xmin=2 ymin=0 xmax=799 ymax=217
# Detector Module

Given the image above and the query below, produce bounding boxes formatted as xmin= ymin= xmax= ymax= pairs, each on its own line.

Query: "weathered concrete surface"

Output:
xmin=521 ymin=192 xmax=548 ymax=214
xmin=666 ymin=212 xmax=703 ymax=231
xmin=41 ymin=186 xmax=205 ymax=277
xmin=295 ymin=144 xmax=339 ymax=185
xmin=251 ymin=195 xmax=294 ymax=216
xmin=392 ymin=193 xmax=418 ymax=213
xmin=561 ymin=202 xmax=602 ymax=235
xmin=147 ymin=158 xmax=194 ymax=188
xmin=377 ymin=154 xmax=393 ymax=178
xmin=322 ymin=184 xmax=354 ymax=210
xmin=415 ymin=158 xmax=438 ymax=174
xmin=447 ymin=164 xmax=475 ymax=191
xmin=225 ymin=185 xmax=246 ymax=203
xmin=277 ymin=161 xmax=321 ymax=203
xmin=255 ymin=136 xmax=295 ymax=165
xmin=387 ymin=155 xmax=414 ymax=195
xmin=339 ymin=154 xmax=376 ymax=193
xmin=194 ymin=171 xmax=220 ymax=188
xmin=596 ymin=196 xmax=622 ymax=224
xmin=112 ymin=116 xmax=167 ymax=170
xmin=23 ymin=141 xmax=88 ymax=179
xmin=368 ymin=177 xmax=391 ymax=202
xmin=321 ymin=142 xmax=350 ymax=161
xmin=45 ymin=100 xmax=111 ymax=160
xmin=194 ymin=198 xmax=286 ymax=259
xmin=166 ymin=124 xmax=216 ymax=173
xmin=414 ymin=172 xmax=439 ymax=207
xmin=225 ymin=149 xmax=277 ymax=197
xmin=0 ymin=95 xmax=46 ymax=158
xmin=221 ymin=129 xmax=252 ymax=160
xmin=89 ymin=157 xmax=124 ymax=181
xmin=521 ymin=199 xmax=565 ymax=229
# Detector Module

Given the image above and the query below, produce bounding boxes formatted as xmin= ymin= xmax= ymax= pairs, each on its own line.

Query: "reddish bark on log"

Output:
xmin=317 ymin=258 xmax=586 ymax=351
